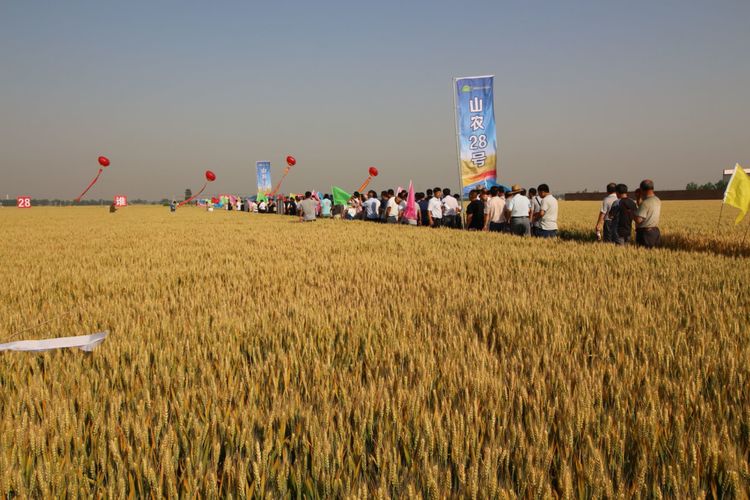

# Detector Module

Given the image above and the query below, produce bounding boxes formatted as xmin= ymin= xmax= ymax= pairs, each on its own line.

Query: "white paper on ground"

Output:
xmin=0 ymin=331 xmax=108 ymax=352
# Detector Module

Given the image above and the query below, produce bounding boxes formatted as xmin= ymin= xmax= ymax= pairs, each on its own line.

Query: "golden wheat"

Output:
xmin=0 ymin=201 xmax=748 ymax=497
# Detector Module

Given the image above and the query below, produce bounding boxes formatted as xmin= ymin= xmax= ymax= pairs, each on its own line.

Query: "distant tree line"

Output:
xmin=685 ymin=179 xmax=728 ymax=191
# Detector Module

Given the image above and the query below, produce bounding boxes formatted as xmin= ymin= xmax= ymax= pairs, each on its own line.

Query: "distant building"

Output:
xmin=723 ymin=167 xmax=750 ymax=184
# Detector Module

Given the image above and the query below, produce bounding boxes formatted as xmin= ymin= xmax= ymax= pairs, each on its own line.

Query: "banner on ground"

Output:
xmin=256 ymin=161 xmax=272 ymax=196
xmin=0 ymin=332 xmax=108 ymax=352
xmin=454 ymin=75 xmax=497 ymax=196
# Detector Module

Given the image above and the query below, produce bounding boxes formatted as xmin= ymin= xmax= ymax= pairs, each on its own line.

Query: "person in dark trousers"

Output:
xmin=596 ymin=183 xmax=617 ymax=242
xmin=632 ymin=179 xmax=661 ymax=248
xmin=608 ymin=183 xmax=637 ymax=245
xmin=529 ymin=187 xmax=541 ymax=236
xmin=465 ymin=189 xmax=486 ymax=231
xmin=535 ymin=184 xmax=558 ymax=238
xmin=418 ymin=192 xmax=430 ymax=227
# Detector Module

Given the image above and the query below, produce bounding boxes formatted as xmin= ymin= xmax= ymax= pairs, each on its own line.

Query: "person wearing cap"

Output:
xmin=534 ymin=184 xmax=558 ymax=237
xmin=630 ymin=179 xmax=661 ymax=248
xmin=505 ymin=184 xmax=531 ymax=236
xmin=595 ymin=183 xmax=618 ymax=242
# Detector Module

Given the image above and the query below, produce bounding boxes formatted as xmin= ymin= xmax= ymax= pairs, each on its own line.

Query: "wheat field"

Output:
xmin=1 ymin=201 xmax=749 ymax=498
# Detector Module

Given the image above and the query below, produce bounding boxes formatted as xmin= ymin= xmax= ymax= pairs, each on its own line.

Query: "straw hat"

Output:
xmin=509 ymin=184 xmax=523 ymax=194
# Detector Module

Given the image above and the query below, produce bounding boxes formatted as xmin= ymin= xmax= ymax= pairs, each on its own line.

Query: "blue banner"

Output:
xmin=256 ymin=161 xmax=272 ymax=195
xmin=455 ymin=76 xmax=497 ymax=196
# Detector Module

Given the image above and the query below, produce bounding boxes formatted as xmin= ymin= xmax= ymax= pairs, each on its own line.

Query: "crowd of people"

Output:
xmin=177 ymin=178 xmax=662 ymax=248
xmin=594 ymin=179 xmax=661 ymax=247
xmin=318 ymin=184 xmax=562 ymax=237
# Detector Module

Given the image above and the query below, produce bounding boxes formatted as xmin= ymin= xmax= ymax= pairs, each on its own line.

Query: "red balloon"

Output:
xmin=369 ymin=166 xmax=379 ymax=177
xmin=98 ymin=156 xmax=110 ymax=167
xmin=286 ymin=155 xmax=296 ymax=167
xmin=205 ymin=170 xmax=216 ymax=182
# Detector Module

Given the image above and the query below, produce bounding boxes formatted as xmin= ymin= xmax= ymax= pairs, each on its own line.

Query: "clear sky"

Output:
xmin=1 ymin=0 xmax=749 ymax=199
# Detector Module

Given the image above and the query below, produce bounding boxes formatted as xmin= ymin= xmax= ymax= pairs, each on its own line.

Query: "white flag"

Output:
xmin=0 ymin=332 xmax=108 ymax=352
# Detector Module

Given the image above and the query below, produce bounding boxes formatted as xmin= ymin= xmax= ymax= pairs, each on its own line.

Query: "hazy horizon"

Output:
xmin=2 ymin=1 xmax=749 ymax=200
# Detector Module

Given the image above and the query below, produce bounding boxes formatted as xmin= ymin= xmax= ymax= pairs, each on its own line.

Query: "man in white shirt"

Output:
xmin=385 ymin=190 xmax=399 ymax=223
xmin=505 ymin=184 xmax=531 ymax=236
xmin=363 ymin=190 xmax=381 ymax=221
xmin=483 ymin=186 xmax=507 ymax=232
xmin=427 ymin=188 xmax=443 ymax=228
xmin=595 ymin=183 xmax=617 ymax=242
xmin=535 ymin=183 xmax=558 ymax=238
xmin=441 ymin=188 xmax=461 ymax=229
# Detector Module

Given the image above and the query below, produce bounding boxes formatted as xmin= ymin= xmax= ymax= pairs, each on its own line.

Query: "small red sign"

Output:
xmin=114 ymin=195 xmax=128 ymax=207
xmin=17 ymin=196 xmax=31 ymax=208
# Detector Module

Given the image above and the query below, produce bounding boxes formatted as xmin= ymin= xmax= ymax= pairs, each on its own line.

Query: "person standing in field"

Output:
xmin=484 ymin=186 xmax=506 ymax=232
xmin=298 ymin=192 xmax=318 ymax=222
xmin=631 ymin=179 xmax=661 ymax=248
xmin=385 ymin=190 xmax=399 ymax=224
xmin=320 ymin=194 xmax=332 ymax=218
xmin=535 ymin=184 xmax=558 ymax=238
xmin=378 ymin=191 xmax=388 ymax=223
xmin=608 ymin=183 xmax=637 ymax=244
xmin=442 ymin=188 xmax=461 ymax=229
xmin=363 ymin=190 xmax=380 ymax=222
xmin=418 ymin=191 xmax=430 ymax=227
xmin=285 ymin=198 xmax=295 ymax=216
xmin=407 ymin=193 xmax=422 ymax=226
xmin=464 ymin=189 xmax=485 ymax=230
xmin=528 ymin=187 xmax=542 ymax=236
xmin=505 ymin=184 xmax=531 ymax=236
xmin=398 ymin=190 xmax=409 ymax=223
xmin=595 ymin=183 xmax=618 ymax=242
xmin=428 ymin=187 xmax=443 ymax=228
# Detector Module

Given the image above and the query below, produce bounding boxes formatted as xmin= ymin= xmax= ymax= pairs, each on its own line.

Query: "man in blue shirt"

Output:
xmin=363 ymin=190 xmax=381 ymax=221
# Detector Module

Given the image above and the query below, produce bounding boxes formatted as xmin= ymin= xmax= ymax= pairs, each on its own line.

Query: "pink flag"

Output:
xmin=404 ymin=180 xmax=417 ymax=220
xmin=311 ymin=189 xmax=321 ymax=214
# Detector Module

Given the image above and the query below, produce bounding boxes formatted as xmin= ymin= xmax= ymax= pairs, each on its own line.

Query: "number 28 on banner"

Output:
xmin=17 ymin=196 xmax=31 ymax=208
xmin=114 ymin=195 xmax=128 ymax=207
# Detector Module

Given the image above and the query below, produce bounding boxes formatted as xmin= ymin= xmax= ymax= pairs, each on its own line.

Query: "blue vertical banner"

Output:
xmin=256 ymin=161 xmax=272 ymax=196
xmin=454 ymin=76 xmax=497 ymax=196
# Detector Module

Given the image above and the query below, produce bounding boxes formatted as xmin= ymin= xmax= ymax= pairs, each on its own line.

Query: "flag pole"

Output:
xmin=742 ymin=218 xmax=750 ymax=247
xmin=452 ymin=77 xmax=464 ymax=225
xmin=717 ymin=203 xmax=724 ymax=226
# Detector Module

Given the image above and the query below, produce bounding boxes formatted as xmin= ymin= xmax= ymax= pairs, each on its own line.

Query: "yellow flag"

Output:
xmin=724 ymin=164 xmax=750 ymax=224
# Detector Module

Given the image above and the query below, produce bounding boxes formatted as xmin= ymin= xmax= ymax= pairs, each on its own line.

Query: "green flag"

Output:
xmin=257 ymin=192 xmax=268 ymax=202
xmin=331 ymin=186 xmax=351 ymax=206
